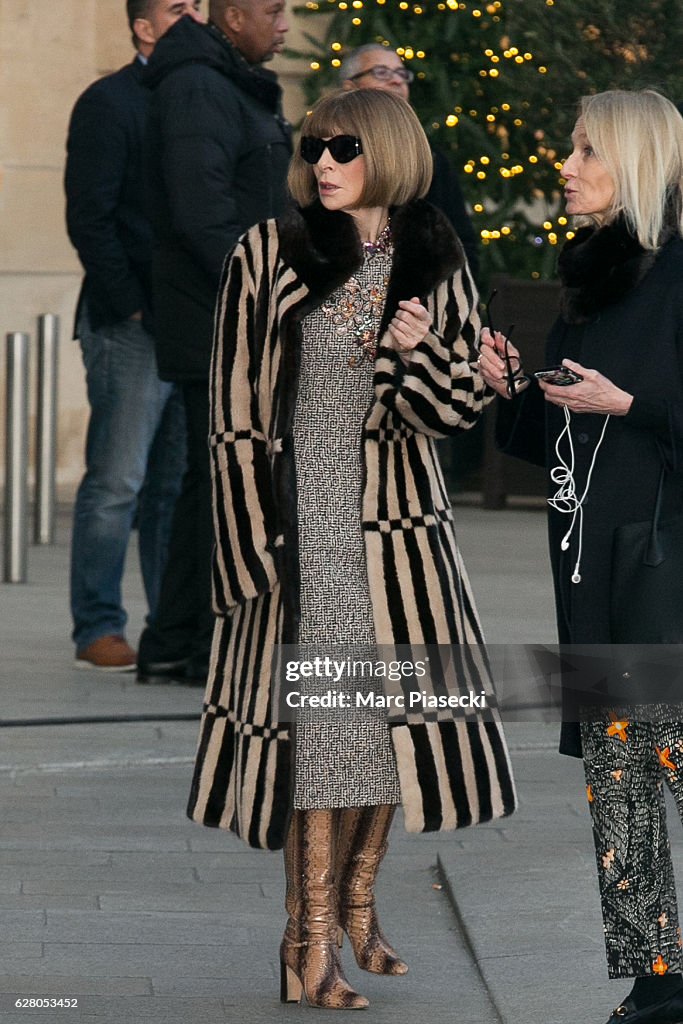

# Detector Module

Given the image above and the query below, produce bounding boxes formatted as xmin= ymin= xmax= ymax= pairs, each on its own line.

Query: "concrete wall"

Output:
xmin=0 ymin=0 xmax=309 ymax=497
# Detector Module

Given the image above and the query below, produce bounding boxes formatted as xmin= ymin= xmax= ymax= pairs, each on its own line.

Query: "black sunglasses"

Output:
xmin=485 ymin=290 xmax=528 ymax=398
xmin=300 ymin=135 xmax=363 ymax=165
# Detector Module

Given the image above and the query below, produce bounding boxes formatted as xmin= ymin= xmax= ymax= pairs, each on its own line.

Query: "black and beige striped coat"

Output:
xmin=187 ymin=199 xmax=517 ymax=849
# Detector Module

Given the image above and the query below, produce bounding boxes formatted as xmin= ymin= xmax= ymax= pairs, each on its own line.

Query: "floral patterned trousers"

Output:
xmin=582 ymin=712 xmax=683 ymax=978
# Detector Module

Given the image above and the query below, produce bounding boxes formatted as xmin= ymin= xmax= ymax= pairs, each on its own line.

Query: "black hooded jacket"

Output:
xmin=144 ymin=17 xmax=292 ymax=380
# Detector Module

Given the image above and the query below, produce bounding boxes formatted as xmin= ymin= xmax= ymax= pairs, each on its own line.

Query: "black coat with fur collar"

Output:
xmin=187 ymin=199 xmax=517 ymax=848
xmin=498 ymin=221 xmax=683 ymax=756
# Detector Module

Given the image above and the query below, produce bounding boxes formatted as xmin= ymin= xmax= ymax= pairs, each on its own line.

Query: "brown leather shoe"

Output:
xmin=75 ymin=635 xmax=137 ymax=673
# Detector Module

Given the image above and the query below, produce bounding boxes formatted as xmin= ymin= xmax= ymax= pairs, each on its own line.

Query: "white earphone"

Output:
xmin=547 ymin=406 xmax=610 ymax=584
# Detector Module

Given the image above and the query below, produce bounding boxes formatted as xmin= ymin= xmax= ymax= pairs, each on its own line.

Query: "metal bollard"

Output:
xmin=34 ymin=314 xmax=60 ymax=545
xmin=4 ymin=332 xmax=30 ymax=583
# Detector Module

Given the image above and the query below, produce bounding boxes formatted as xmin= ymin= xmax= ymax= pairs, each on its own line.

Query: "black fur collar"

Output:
xmin=558 ymin=217 xmax=656 ymax=324
xmin=277 ymin=199 xmax=464 ymax=331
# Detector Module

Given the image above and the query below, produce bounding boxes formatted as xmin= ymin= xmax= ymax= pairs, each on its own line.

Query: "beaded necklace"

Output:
xmin=321 ymin=223 xmax=393 ymax=368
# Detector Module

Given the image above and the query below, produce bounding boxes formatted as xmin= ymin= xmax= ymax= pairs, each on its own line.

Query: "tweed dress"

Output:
xmin=292 ymin=227 xmax=401 ymax=809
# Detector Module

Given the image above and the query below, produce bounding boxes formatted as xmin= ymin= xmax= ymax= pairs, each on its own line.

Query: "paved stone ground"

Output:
xmin=1 ymin=507 xmax=680 ymax=1023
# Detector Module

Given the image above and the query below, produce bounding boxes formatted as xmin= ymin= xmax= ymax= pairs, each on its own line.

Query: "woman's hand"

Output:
xmin=539 ymin=358 xmax=633 ymax=415
xmin=388 ymin=297 xmax=432 ymax=362
xmin=478 ymin=327 xmax=528 ymax=399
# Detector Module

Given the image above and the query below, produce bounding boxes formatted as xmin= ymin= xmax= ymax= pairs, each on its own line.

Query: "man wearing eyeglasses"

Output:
xmin=342 ymin=44 xmax=479 ymax=279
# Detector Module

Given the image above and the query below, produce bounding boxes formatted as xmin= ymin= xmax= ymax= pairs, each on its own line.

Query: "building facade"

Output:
xmin=0 ymin=0 xmax=306 ymax=495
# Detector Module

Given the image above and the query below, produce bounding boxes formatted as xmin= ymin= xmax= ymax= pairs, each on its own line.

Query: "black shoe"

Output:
xmin=136 ymin=657 xmax=192 ymax=685
xmin=184 ymin=660 xmax=209 ymax=688
xmin=605 ymin=990 xmax=683 ymax=1023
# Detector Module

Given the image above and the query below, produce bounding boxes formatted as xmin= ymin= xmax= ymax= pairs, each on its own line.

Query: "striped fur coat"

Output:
xmin=187 ymin=199 xmax=517 ymax=849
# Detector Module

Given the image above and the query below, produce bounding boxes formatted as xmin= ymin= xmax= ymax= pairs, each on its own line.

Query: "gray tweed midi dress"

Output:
xmin=292 ymin=227 xmax=401 ymax=810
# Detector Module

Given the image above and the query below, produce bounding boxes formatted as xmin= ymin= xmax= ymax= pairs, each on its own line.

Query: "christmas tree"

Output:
xmin=287 ymin=0 xmax=683 ymax=282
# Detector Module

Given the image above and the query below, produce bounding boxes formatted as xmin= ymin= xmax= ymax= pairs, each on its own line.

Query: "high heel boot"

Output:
xmin=337 ymin=805 xmax=408 ymax=976
xmin=280 ymin=808 xmax=369 ymax=1009
xmin=283 ymin=810 xmax=303 ymax=947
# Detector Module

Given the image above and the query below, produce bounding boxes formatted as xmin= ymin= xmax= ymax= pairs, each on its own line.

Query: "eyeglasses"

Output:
xmin=485 ymin=290 xmax=528 ymax=398
xmin=348 ymin=65 xmax=414 ymax=85
xmin=300 ymin=135 xmax=363 ymax=165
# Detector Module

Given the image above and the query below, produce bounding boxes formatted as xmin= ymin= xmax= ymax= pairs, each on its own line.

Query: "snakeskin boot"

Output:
xmin=337 ymin=805 xmax=408 ymax=975
xmin=280 ymin=808 xmax=369 ymax=1009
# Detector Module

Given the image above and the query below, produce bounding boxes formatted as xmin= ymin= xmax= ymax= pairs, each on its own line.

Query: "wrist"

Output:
xmin=614 ymin=389 xmax=633 ymax=416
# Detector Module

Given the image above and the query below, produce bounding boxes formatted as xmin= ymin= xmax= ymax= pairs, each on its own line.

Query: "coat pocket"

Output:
xmin=610 ymin=514 xmax=683 ymax=643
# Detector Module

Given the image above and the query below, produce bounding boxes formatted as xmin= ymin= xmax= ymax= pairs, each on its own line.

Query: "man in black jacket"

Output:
xmin=65 ymin=0 xmax=202 ymax=672
xmin=341 ymin=43 xmax=479 ymax=280
xmin=137 ymin=0 xmax=291 ymax=684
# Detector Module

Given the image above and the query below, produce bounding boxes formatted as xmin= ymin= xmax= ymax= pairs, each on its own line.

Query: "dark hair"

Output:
xmin=208 ymin=0 xmax=231 ymax=21
xmin=126 ymin=0 xmax=155 ymax=47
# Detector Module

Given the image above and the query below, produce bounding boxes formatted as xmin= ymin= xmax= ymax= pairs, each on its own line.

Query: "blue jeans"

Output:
xmin=70 ymin=311 xmax=186 ymax=651
xmin=137 ymin=381 xmax=214 ymax=673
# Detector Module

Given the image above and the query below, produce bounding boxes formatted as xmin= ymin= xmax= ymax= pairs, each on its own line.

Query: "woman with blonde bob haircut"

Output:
xmin=187 ymin=87 xmax=516 ymax=1010
xmin=480 ymin=89 xmax=683 ymax=1024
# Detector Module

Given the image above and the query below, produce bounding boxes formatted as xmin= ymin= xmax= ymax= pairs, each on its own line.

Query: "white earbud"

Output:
xmin=548 ymin=406 xmax=610 ymax=585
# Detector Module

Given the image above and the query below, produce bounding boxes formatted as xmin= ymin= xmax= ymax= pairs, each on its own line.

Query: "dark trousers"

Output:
xmin=138 ymin=380 xmax=214 ymax=671
xmin=582 ymin=712 xmax=683 ymax=979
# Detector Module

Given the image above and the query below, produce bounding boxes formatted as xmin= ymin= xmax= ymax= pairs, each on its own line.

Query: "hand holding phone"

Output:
xmin=533 ymin=365 xmax=584 ymax=386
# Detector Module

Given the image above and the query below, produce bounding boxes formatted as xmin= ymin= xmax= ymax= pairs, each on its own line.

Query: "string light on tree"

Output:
xmin=290 ymin=0 xmax=683 ymax=281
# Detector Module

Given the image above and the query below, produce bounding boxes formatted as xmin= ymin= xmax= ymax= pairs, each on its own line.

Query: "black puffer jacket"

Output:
xmin=144 ymin=17 xmax=292 ymax=380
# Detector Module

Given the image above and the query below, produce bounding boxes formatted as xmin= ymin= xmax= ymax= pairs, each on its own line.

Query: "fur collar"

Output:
xmin=558 ymin=217 xmax=656 ymax=324
xmin=277 ymin=199 xmax=464 ymax=331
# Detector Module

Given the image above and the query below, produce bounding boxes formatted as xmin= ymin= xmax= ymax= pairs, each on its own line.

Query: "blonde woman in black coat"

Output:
xmin=479 ymin=90 xmax=683 ymax=1024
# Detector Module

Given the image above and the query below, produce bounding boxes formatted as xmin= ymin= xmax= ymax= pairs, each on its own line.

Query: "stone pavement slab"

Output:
xmin=2 ymin=504 xmax=630 ymax=1023
xmin=0 ymin=516 xmax=199 ymax=724
xmin=0 ymin=760 xmax=500 ymax=1024
xmin=437 ymin=728 xmax=683 ymax=1024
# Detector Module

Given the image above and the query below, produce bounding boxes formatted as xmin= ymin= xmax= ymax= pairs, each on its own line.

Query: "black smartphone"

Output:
xmin=533 ymin=365 xmax=584 ymax=386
